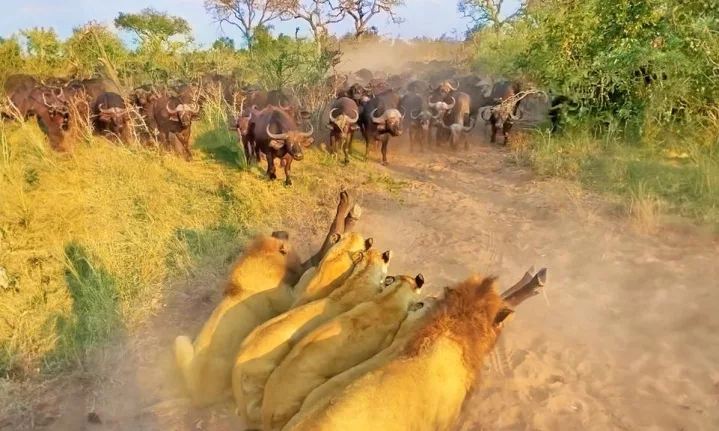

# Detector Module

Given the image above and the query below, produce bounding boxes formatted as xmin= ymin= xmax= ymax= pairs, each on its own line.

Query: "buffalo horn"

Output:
xmin=479 ymin=106 xmax=493 ymax=121
xmin=448 ymin=79 xmax=459 ymax=91
xmin=166 ymin=101 xmax=179 ymax=115
xmin=410 ymin=109 xmax=420 ymax=120
xmin=446 ymin=96 xmax=456 ymax=110
xmin=266 ymin=125 xmax=289 ymax=140
xmin=300 ymin=122 xmax=314 ymax=137
xmin=371 ymin=108 xmax=385 ymax=124
xmin=329 ymin=108 xmax=340 ymax=124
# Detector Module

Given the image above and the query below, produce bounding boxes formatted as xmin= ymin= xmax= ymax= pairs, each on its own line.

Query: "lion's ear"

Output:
xmin=493 ymin=308 xmax=515 ymax=329
xmin=382 ymin=250 xmax=392 ymax=263
xmin=330 ymin=233 xmax=342 ymax=244
xmin=351 ymin=251 xmax=364 ymax=264
xmin=384 ymin=276 xmax=396 ymax=286
xmin=364 ymin=237 xmax=374 ymax=250
xmin=408 ymin=301 xmax=425 ymax=312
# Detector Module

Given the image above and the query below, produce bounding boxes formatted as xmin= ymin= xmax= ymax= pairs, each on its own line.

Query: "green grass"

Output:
xmin=0 ymin=102 xmax=398 ymax=379
xmin=520 ymin=126 xmax=719 ymax=225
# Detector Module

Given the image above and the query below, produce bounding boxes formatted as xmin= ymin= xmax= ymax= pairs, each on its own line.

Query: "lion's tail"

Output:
xmin=174 ymin=335 xmax=195 ymax=391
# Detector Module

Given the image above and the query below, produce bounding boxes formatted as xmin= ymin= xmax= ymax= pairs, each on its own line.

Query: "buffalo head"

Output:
xmin=266 ymin=122 xmax=314 ymax=161
xmin=428 ymin=95 xmax=456 ymax=117
xmin=166 ymin=101 xmax=200 ymax=127
xmin=99 ymin=104 xmax=128 ymax=130
xmin=372 ymin=108 xmax=404 ymax=136
xmin=410 ymin=109 xmax=438 ymax=132
xmin=329 ymin=107 xmax=360 ymax=140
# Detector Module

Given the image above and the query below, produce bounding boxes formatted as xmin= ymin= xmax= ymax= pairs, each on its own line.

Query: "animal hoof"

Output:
xmin=381 ymin=160 xmax=389 ymax=166
xmin=285 ymin=179 xmax=293 ymax=186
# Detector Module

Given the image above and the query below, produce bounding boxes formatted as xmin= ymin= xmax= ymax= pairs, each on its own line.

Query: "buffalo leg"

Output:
xmin=242 ymin=135 xmax=253 ymax=165
xmin=362 ymin=129 xmax=371 ymax=160
xmin=342 ymin=134 xmax=351 ymax=164
xmin=266 ymin=151 xmax=277 ymax=180
xmin=502 ymin=122 xmax=513 ymax=146
xmin=283 ymin=155 xmax=293 ymax=186
xmin=380 ymin=135 xmax=390 ymax=165
xmin=490 ymin=121 xmax=498 ymax=144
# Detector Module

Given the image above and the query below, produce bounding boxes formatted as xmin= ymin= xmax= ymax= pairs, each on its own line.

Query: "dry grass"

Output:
xmin=628 ymin=182 xmax=663 ymax=235
xmin=0 ymin=103 xmax=396 ymax=380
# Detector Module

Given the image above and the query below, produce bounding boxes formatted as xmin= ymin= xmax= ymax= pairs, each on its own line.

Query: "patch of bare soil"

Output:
xmin=8 ymin=134 xmax=719 ymax=431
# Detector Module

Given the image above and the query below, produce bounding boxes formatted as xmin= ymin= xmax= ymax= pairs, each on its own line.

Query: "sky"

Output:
xmin=0 ymin=0 xmax=522 ymax=47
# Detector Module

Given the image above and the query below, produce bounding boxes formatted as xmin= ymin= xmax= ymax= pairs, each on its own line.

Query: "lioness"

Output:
xmin=233 ymin=249 xmax=392 ymax=428
xmin=173 ymin=231 xmax=303 ymax=406
xmin=282 ymin=276 xmax=515 ymax=431
xmin=262 ymin=273 xmax=425 ymax=430
xmin=291 ymin=232 xmax=372 ymax=307
xmin=292 ymin=296 xmax=440 ymax=423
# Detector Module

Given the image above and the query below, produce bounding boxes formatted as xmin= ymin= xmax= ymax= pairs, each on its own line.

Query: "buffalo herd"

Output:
xmin=2 ymin=63 xmax=540 ymax=183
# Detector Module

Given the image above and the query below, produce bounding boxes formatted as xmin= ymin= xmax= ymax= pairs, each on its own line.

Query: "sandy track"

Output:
xmin=29 ymin=138 xmax=719 ymax=431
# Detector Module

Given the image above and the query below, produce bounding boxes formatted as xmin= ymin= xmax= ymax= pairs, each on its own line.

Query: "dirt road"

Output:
xmin=31 ymin=139 xmax=719 ymax=431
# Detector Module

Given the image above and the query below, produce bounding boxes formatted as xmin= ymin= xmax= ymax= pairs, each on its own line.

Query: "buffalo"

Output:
xmin=359 ymin=89 xmax=404 ymax=165
xmin=478 ymin=81 xmax=525 ymax=145
xmin=130 ymin=85 xmax=163 ymax=139
xmin=92 ymin=92 xmax=131 ymax=143
xmin=152 ymin=96 xmax=200 ymax=161
xmin=327 ymin=97 xmax=360 ymax=164
xmin=438 ymin=92 xmax=475 ymax=150
xmin=252 ymin=107 xmax=314 ymax=186
xmin=5 ymin=85 xmax=69 ymax=150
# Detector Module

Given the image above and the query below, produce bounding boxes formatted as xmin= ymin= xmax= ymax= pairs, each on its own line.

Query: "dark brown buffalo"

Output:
xmin=358 ymin=89 xmax=404 ymax=165
xmin=232 ymin=105 xmax=263 ymax=165
xmin=327 ymin=97 xmax=360 ymax=163
xmin=438 ymin=92 xmax=475 ymax=150
xmin=151 ymin=96 xmax=200 ymax=161
xmin=92 ymin=92 xmax=131 ymax=143
xmin=478 ymin=81 xmax=524 ymax=144
xmin=336 ymin=83 xmax=372 ymax=107
xmin=253 ymin=107 xmax=314 ymax=185
xmin=402 ymin=93 xmax=437 ymax=152
xmin=7 ymin=85 xmax=69 ymax=150
xmin=130 ymin=85 xmax=163 ymax=138
xmin=428 ymin=93 xmax=456 ymax=146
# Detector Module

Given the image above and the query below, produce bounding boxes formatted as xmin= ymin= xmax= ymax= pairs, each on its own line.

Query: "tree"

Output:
xmin=114 ymin=8 xmax=192 ymax=47
xmin=333 ymin=0 xmax=405 ymax=39
xmin=19 ymin=28 xmax=64 ymax=74
xmin=458 ymin=0 xmax=525 ymax=31
xmin=212 ymin=36 xmax=236 ymax=50
xmin=65 ymin=22 xmax=127 ymax=79
xmin=281 ymin=0 xmax=345 ymax=53
xmin=204 ymin=0 xmax=295 ymax=50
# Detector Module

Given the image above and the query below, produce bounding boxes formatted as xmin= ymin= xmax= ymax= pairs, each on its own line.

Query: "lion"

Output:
xmin=173 ymin=231 xmax=303 ymax=407
xmin=291 ymin=232 xmax=372 ymax=306
xmin=281 ymin=276 xmax=516 ymax=431
xmin=262 ymin=273 xmax=425 ymax=430
xmin=232 ymin=249 xmax=392 ymax=428
xmin=293 ymin=295 xmax=441 ymax=422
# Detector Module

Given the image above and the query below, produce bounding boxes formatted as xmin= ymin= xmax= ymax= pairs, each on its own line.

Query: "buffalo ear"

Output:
xmin=269 ymin=140 xmax=284 ymax=150
xmin=493 ymin=308 xmax=515 ymax=329
xmin=415 ymin=273 xmax=425 ymax=288
xmin=271 ymin=230 xmax=290 ymax=240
